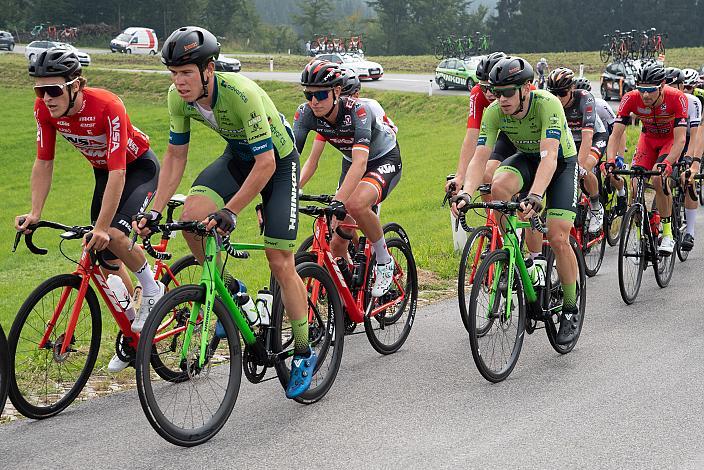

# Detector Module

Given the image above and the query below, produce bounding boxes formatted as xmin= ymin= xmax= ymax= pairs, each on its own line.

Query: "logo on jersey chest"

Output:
xmin=344 ymin=115 xmax=351 ymax=126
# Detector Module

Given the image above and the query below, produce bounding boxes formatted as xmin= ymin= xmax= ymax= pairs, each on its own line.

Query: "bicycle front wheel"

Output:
xmin=582 ymin=225 xmax=606 ymax=277
xmin=458 ymin=225 xmax=493 ymax=333
xmin=618 ymin=206 xmax=645 ymax=304
xmin=364 ymin=237 xmax=418 ymax=354
xmin=136 ymin=285 xmax=242 ymax=447
xmin=0 ymin=325 xmax=9 ymax=417
xmin=273 ymin=262 xmax=344 ymax=404
xmin=8 ymin=274 xmax=101 ymax=419
xmin=468 ymin=249 xmax=525 ymax=383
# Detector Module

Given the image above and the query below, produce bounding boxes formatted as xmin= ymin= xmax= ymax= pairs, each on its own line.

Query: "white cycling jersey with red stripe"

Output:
xmin=293 ymin=96 xmax=397 ymax=161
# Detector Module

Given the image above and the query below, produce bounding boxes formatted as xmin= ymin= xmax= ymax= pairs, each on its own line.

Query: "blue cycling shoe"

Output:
xmin=285 ymin=347 xmax=317 ymax=399
xmin=215 ymin=319 xmax=227 ymax=339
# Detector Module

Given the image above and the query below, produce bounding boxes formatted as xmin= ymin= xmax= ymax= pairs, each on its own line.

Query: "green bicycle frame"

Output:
xmin=487 ymin=215 xmax=539 ymax=320
xmin=180 ymin=236 xmax=266 ymax=368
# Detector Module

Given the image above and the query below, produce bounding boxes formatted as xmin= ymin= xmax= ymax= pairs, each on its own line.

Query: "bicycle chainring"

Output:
xmin=243 ymin=345 xmax=267 ymax=383
xmin=115 ymin=331 xmax=136 ymax=364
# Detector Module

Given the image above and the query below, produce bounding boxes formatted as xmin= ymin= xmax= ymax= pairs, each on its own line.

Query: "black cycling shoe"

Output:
xmin=556 ymin=305 xmax=580 ymax=345
xmin=681 ymin=233 xmax=695 ymax=252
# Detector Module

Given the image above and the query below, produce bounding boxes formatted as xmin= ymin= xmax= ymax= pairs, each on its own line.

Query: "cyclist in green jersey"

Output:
xmin=133 ymin=27 xmax=315 ymax=399
xmin=452 ymin=57 xmax=581 ymax=345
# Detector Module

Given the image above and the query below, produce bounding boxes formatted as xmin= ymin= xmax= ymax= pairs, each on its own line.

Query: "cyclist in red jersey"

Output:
xmin=605 ymin=63 xmax=688 ymax=254
xmin=14 ymin=48 xmax=163 ymax=371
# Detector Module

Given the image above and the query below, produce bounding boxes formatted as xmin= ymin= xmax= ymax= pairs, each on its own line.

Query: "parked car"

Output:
xmin=110 ymin=27 xmax=158 ymax=55
xmin=600 ymin=61 xmax=640 ymax=101
xmin=214 ymin=54 xmax=241 ymax=72
xmin=0 ymin=30 xmax=15 ymax=51
xmin=435 ymin=57 xmax=480 ymax=91
xmin=315 ymin=53 xmax=383 ymax=80
xmin=25 ymin=41 xmax=91 ymax=66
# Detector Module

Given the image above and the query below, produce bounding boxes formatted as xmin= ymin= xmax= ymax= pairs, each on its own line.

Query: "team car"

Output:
xmin=435 ymin=57 xmax=480 ymax=91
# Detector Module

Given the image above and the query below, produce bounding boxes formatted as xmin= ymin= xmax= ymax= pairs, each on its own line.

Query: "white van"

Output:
xmin=110 ymin=27 xmax=158 ymax=55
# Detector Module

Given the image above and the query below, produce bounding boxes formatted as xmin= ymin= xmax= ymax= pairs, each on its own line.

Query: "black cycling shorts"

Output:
xmin=489 ymin=131 xmax=517 ymax=162
xmin=189 ymin=144 xmax=300 ymax=251
xmin=339 ymin=143 xmax=402 ymax=204
xmin=91 ymin=149 xmax=159 ymax=236
xmin=495 ymin=153 xmax=578 ymax=221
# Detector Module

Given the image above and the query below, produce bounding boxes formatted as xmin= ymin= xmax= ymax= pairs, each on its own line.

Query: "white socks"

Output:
xmin=135 ymin=261 xmax=159 ymax=295
xmin=372 ymin=237 xmax=391 ymax=265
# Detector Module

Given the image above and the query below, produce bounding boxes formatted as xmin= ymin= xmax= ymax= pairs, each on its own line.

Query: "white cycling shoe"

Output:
xmin=371 ymin=259 xmax=395 ymax=297
xmin=131 ymin=282 xmax=165 ymax=333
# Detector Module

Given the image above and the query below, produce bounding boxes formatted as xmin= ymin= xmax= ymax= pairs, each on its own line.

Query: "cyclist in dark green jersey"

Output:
xmin=133 ymin=27 xmax=315 ymax=399
xmin=452 ymin=57 xmax=581 ymax=345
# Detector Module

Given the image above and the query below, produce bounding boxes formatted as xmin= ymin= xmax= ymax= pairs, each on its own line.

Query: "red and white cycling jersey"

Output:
xmin=615 ymin=85 xmax=688 ymax=137
xmin=34 ymin=87 xmax=150 ymax=170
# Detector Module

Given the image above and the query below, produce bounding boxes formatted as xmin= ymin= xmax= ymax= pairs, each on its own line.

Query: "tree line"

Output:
xmin=1 ymin=0 xmax=703 ymax=54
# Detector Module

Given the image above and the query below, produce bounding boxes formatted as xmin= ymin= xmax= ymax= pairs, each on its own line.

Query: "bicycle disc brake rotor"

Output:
xmin=52 ymin=333 xmax=75 ymax=363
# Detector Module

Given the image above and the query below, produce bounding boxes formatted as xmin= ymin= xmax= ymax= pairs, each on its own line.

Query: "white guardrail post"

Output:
xmin=269 ymin=57 xmax=274 ymax=72
xmin=429 ymin=79 xmax=433 ymax=96
xmin=579 ymin=63 xmax=584 ymax=78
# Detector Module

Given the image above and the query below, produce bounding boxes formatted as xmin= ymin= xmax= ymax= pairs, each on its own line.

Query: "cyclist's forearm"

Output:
xmin=687 ymin=127 xmax=700 ymax=158
xmin=152 ymin=148 xmax=187 ymax=213
xmin=666 ymin=129 xmax=687 ymax=164
xmin=456 ymin=128 xmax=480 ymax=180
xmin=531 ymin=156 xmax=557 ymax=196
xmin=225 ymin=151 xmax=276 ymax=215
xmin=29 ymin=159 xmax=54 ymax=217
xmin=461 ymin=146 xmax=491 ymax=196
xmin=94 ymin=170 xmax=125 ymax=231
xmin=606 ymin=124 xmax=626 ymax=161
xmin=300 ymin=140 xmax=325 ymax=188
xmin=578 ymin=130 xmax=594 ymax=162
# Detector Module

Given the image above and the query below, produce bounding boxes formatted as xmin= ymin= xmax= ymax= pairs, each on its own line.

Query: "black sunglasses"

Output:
xmin=548 ymin=88 xmax=570 ymax=97
xmin=490 ymin=85 xmax=521 ymax=98
xmin=33 ymin=78 xmax=78 ymax=99
xmin=479 ymin=83 xmax=491 ymax=93
xmin=303 ymin=89 xmax=332 ymax=101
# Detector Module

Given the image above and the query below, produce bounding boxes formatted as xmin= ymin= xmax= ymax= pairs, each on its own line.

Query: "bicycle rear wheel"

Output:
xmin=600 ymin=45 xmax=610 ymax=63
xmin=458 ymin=226 xmax=493 ymax=333
xmin=654 ymin=235 xmax=675 ymax=287
xmin=161 ymin=255 xmax=200 ymax=288
xmin=8 ymin=274 xmax=101 ymax=419
xmin=364 ymin=237 xmax=418 ymax=354
xmin=273 ymin=262 xmax=344 ymax=404
xmin=136 ymin=285 xmax=242 ymax=447
xmin=544 ymin=239 xmax=587 ymax=353
xmin=582 ymin=225 xmax=606 ymax=277
xmin=618 ymin=205 xmax=646 ymax=304
xmin=0 ymin=325 xmax=8 ymax=417
xmin=605 ymin=181 xmax=628 ymax=247
xmin=468 ymin=249 xmax=525 ymax=383
xmin=674 ymin=197 xmax=689 ymax=262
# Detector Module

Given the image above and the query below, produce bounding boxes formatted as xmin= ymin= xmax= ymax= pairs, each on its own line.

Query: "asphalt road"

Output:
xmin=2 ymin=215 xmax=704 ymax=468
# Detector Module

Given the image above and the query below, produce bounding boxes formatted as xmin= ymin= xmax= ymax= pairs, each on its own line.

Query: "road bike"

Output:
xmin=135 ymin=221 xmax=344 ymax=446
xmin=603 ymin=170 xmax=629 ymax=247
xmin=7 ymin=197 xmax=198 ymax=419
xmin=573 ymin=183 xmax=606 ymax=277
xmin=461 ymin=201 xmax=587 ymax=383
xmin=613 ymin=166 xmax=675 ymax=305
xmin=670 ymin=161 xmax=696 ymax=262
xmin=294 ymin=194 xmax=417 ymax=354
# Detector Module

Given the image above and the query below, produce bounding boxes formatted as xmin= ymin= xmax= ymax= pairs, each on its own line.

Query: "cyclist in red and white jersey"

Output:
xmin=14 ymin=48 xmax=163 ymax=372
xmin=605 ymin=63 xmax=688 ymax=254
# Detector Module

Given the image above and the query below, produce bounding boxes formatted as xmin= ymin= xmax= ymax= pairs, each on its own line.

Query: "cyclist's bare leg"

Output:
xmin=481 ymin=160 xmax=502 ymax=203
xmin=652 ymin=174 xmax=672 ymax=218
xmin=180 ymin=194 xmax=217 ymax=263
xmin=330 ymin=213 xmax=355 ymax=260
xmin=105 ymin=227 xmax=151 ymax=274
xmin=546 ymin=218 xmax=577 ymax=284
xmin=579 ymin=153 xmax=599 ymax=197
xmin=266 ymin=248 xmax=307 ymax=323
xmin=345 ymin=183 xmax=383 ymax=246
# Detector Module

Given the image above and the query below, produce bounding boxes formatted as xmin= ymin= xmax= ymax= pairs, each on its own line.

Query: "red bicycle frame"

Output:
xmin=571 ymin=194 xmax=604 ymax=251
xmin=307 ymin=215 xmax=406 ymax=323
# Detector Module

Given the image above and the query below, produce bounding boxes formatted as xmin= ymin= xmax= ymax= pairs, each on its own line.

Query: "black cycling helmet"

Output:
xmin=574 ymin=77 xmax=592 ymax=91
xmin=664 ymin=67 xmax=684 ymax=85
xmin=546 ymin=67 xmax=575 ymax=90
xmin=637 ymin=63 xmax=666 ymax=85
xmin=488 ymin=57 xmax=534 ymax=86
xmin=341 ymin=69 xmax=361 ymax=96
xmin=161 ymin=26 xmax=220 ymax=69
xmin=300 ymin=60 xmax=343 ymax=87
xmin=28 ymin=47 xmax=81 ymax=78
xmin=476 ymin=52 xmax=508 ymax=82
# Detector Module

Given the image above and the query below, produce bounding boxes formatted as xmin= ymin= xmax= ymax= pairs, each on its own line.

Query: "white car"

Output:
xmin=315 ymin=53 xmax=383 ymax=80
xmin=25 ymin=40 xmax=91 ymax=66
xmin=214 ymin=54 xmax=241 ymax=72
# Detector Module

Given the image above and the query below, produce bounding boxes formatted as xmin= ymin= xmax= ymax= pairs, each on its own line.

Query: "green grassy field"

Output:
xmin=0 ymin=55 xmax=642 ymax=371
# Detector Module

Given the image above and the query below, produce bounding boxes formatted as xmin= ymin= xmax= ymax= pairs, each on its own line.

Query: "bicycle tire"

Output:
xmin=582 ymin=224 xmax=606 ymax=277
xmin=8 ymin=274 xmax=101 ymax=419
xmin=135 ymin=285 xmax=242 ymax=447
xmin=468 ymin=249 xmax=525 ymax=382
xmin=364 ymin=237 xmax=417 ymax=354
xmin=600 ymin=45 xmax=610 ymax=63
xmin=160 ymin=254 xmax=200 ymax=288
xmin=0 ymin=325 xmax=9 ymax=417
xmin=674 ymin=196 xmax=689 ymax=262
xmin=618 ymin=205 xmax=646 ymax=304
xmin=698 ymin=166 xmax=704 ymax=206
xmin=544 ymin=239 xmax=587 ymax=353
xmin=433 ymin=43 xmax=444 ymax=60
xmin=605 ymin=181 xmax=628 ymax=247
xmin=273 ymin=262 xmax=344 ymax=404
xmin=458 ymin=225 xmax=493 ymax=333
xmin=654 ymin=232 xmax=675 ymax=288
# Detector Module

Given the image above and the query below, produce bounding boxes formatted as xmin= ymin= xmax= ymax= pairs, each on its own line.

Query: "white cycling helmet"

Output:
xmin=682 ymin=68 xmax=699 ymax=86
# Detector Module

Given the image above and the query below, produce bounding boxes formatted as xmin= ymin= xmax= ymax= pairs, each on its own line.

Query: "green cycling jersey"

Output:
xmin=477 ymin=89 xmax=577 ymax=159
xmin=168 ymin=71 xmax=295 ymax=159
xmin=694 ymin=87 xmax=704 ymax=108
